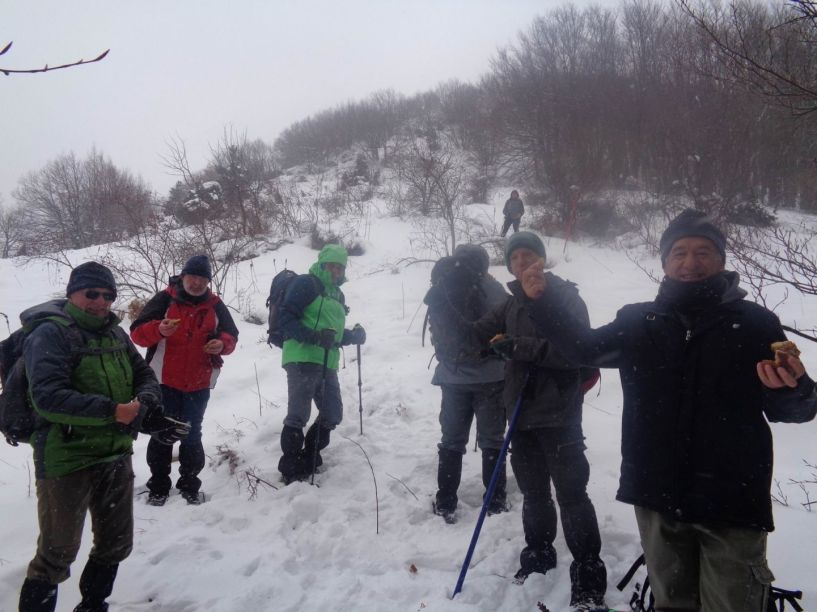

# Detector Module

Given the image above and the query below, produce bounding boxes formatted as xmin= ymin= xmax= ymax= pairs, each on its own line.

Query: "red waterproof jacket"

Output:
xmin=130 ymin=280 xmax=238 ymax=392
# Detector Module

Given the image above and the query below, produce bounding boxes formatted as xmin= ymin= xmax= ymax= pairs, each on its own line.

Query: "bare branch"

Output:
xmin=1 ymin=43 xmax=109 ymax=76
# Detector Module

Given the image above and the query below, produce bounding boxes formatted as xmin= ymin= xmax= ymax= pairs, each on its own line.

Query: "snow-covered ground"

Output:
xmin=1 ymin=200 xmax=815 ymax=611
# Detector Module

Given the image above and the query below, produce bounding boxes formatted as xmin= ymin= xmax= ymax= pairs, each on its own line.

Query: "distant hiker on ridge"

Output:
xmin=423 ymin=244 xmax=509 ymax=524
xmin=520 ymin=209 xmax=817 ymax=610
xmin=500 ymin=189 xmax=525 ymax=237
xmin=131 ymin=254 xmax=239 ymax=506
xmin=276 ymin=244 xmax=366 ymax=484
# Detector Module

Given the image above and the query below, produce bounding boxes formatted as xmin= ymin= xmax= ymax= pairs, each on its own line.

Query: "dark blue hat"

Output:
xmin=181 ymin=255 xmax=212 ymax=280
xmin=66 ymin=261 xmax=117 ymax=297
xmin=659 ymin=209 xmax=726 ymax=265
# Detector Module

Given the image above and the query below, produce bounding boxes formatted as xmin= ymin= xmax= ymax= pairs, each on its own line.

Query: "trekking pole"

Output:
xmin=357 ymin=344 xmax=364 ymax=435
xmin=312 ymin=343 xmax=331 ymax=486
xmin=452 ymin=372 xmax=530 ymax=599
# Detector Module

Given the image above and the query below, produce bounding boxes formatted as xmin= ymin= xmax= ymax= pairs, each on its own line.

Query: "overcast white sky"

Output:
xmin=2 ymin=1 xmax=603 ymax=203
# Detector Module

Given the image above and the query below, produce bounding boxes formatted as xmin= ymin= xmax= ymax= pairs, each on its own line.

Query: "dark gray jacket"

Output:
xmin=431 ymin=274 xmax=507 ymax=385
xmin=472 ymin=273 xmax=588 ymax=430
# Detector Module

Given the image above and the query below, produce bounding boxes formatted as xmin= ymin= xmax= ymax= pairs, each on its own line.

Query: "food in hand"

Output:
xmin=165 ymin=318 xmax=181 ymax=325
xmin=761 ymin=340 xmax=800 ymax=367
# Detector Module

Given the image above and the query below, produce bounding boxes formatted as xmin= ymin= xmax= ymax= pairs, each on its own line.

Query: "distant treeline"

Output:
xmin=275 ymin=0 xmax=816 ymax=211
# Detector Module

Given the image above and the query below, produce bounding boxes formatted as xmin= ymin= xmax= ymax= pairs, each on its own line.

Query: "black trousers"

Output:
xmin=509 ymin=424 xmax=602 ymax=564
xmin=500 ymin=216 xmax=521 ymax=236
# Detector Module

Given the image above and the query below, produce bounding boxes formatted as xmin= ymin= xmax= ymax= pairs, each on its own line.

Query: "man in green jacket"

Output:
xmin=276 ymin=245 xmax=366 ymax=483
xmin=18 ymin=261 xmax=188 ymax=612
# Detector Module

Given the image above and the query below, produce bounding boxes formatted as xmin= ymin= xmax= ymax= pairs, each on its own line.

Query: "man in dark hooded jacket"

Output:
xmin=520 ymin=210 xmax=817 ymax=611
xmin=424 ymin=244 xmax=509 ymax=523
xmin=470 ymin=232 xmax=607 ymax=609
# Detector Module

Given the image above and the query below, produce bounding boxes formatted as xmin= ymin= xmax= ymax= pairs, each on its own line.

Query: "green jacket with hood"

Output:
xmin=22 ymin=299 xmax=160 ymax=478
xmin=279 ymin=244 xmax=350 ymax=370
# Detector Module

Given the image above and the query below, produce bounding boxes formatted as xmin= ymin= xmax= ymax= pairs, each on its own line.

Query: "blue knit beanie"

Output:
xmin=181 ymin=255 xmax=212 ymax=280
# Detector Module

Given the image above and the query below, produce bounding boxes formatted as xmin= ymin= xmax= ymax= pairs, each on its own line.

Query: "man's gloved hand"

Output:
xmin=489 ymin=335 xmax=515 ymax=360
xmin=150 ymin=416 xmax=192 ymax=446
xmin=313 ymin=328 xmax=336 ymax=350
xmin=344 ymin=323 xmax=367 ymax=346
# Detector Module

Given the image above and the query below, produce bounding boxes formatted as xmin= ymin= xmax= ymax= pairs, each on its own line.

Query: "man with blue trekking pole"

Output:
xmin=447 ymin=232 xmax=607 ymax=610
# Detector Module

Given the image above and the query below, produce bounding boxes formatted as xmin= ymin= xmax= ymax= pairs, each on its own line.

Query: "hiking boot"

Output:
xmin=180 ymin=490 xmax=204 ymax=505
xmin=570 ymin=598 xmax=608 ymax=612
xmin=570 ymin=557 xmax=607 ymax=611
xmin=19 ymin=578 xmax=57 ymax=612
xmin=487 ymin=497 xmax=510 ymax=516
xmin=482 ymin=448 xmax=508 ymax=516
xmin=432 ymin=500 xmax=457 ymax=524
xmin=516 ymin=544 xmax=557 ymax=582
xmin=146 ymin=492 xmax=168 ymax=506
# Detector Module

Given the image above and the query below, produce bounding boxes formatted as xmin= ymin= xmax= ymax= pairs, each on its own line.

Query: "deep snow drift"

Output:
xmin=1 ymin=201 xmax=815 ymax=611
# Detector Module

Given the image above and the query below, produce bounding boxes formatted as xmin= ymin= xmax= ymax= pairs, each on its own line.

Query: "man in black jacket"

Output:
xmin=520 ymin=210 xmax=817 ymax=611
xmin=443 ymin=232 xmax=607 ymax=609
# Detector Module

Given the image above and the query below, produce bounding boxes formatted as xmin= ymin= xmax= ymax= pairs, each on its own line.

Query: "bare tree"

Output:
xmin=0 ymin=201 xmax=26 ymax=258
xmin=13 ymin=150 xmax=155 ymax=254
xmin=677 ymin=0 xmax=817 ymax=116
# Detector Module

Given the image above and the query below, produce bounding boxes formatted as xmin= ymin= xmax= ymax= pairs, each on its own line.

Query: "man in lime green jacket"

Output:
xmin=276 ymin=245 xmax=366 ymax=483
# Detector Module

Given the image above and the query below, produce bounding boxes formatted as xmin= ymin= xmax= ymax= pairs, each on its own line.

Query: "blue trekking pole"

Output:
xmin=452 ymin=372 xmax=530 ymax=598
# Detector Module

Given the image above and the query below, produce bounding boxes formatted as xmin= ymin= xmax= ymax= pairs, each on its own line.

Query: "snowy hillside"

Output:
xmin=1 ymin=199 xmax=816 ymax=611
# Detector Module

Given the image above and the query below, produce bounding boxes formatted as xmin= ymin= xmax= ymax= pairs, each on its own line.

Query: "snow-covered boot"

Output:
xmin=19 ymin=578 xmax=57 ymax=612
xmin=514 ymin=543 xmax=557 ymax=583
xmin=569 ymin=556 xmax=607 ymax=611
xmin=73 ymin=559 xmax=118 ymax=612
xmin=278 ymin=425 xmax=307 ymax=479
xmin=482 ymin=448 xmax=508 ymax=515
xmin=434 ymin=448 xmax=462 ymax=521
xmin=303 ymin=421 xmax=331 ymax=472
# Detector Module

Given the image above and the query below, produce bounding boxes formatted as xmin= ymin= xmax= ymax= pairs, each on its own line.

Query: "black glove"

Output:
xmin=490 ymin=336 xmax=515 ymax=360
xmin=150 ymin=415 xmax=192 ymax=446
xmin=344 ymin=323 xmax=367 ymax=346
xmin=313 ymin=328 xmax=336 ymax=350
xmin=131 ymin=392 xmax=162 ymax=435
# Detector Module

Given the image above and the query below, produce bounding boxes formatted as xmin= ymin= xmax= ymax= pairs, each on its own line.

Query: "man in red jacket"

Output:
xmin=131 ymin=255 xmax=239 ymax=505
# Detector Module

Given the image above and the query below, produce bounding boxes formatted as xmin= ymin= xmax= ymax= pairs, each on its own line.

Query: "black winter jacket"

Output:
xmin=528 ymin=271 xmax=817 ymax=531
xmin=472 ymin=273 xmax=589 ymax=430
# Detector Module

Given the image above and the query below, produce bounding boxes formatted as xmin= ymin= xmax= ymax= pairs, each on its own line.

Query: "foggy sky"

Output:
xmin=2 ymin=0 xmax=599 ymax=203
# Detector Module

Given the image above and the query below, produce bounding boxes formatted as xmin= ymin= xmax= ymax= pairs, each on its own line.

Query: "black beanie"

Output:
xmin=66 ymin=262 xmax=117 ymax=297
xmin=659 ymin=209 xmax=726 ymax=265
xmin=181 ymin=255 xmax=212 ymax=280
xmin=504 ymin=231 xmax=546 ymax=271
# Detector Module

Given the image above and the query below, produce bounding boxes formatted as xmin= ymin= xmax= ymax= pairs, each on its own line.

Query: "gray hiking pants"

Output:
xmin=283 ymin=362 xmax=343 ymax=429
xmin=634 ymin=505 xmax=774 ymax=611
xmin=27 ymin=456 xmax=134 ymax=584
xmin=438 ymin=381 xmax=505 ymax=453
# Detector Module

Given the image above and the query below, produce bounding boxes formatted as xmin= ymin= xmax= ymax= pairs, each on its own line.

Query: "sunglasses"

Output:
xmin=84 ymin=290 xmax=116 ymax=302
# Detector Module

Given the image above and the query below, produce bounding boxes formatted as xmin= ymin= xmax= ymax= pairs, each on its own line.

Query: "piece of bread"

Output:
xmin=761 ymin=340 xmax=800 ymax=367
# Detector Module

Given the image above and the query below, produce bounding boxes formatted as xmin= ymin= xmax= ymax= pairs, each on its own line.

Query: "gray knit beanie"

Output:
xmin=504 ymin=231 xmax=546 ymax=271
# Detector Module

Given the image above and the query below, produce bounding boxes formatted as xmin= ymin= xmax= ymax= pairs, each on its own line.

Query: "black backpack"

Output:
xmin=0 ymin=320 xmax=84 ymax=446
xmin=422 ymin=255 xmax=486 ymax=363
xmin=265 ymin=270 xmax=323 ymax=348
